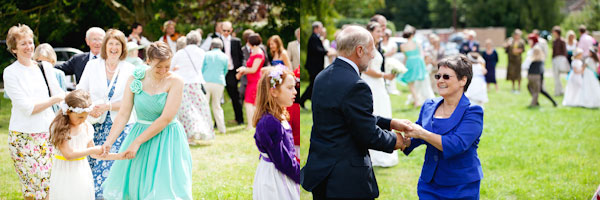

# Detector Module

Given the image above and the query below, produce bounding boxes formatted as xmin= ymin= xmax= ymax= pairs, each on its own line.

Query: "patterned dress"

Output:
xmin=8 ymin=131 xmax=54 ymax=199
xmin=177 ymin=82 xmax=215 ymax=141
xmin=88 ymin=78 xmax=131 ymax=199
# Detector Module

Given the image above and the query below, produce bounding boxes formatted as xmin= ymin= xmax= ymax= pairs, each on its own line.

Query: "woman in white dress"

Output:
xmin=364 ymin=22 xmax=398 ymax=167
xmin=381 ymin=28 xmax=403 ymax=95
xmin=567 ymin=48 xmax=600 ymax=108
xmin=465 ymin=52 xmax=488 ymax=107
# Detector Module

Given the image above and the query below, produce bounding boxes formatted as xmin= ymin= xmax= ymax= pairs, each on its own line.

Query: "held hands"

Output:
xmin=404 ymin=123 xmax=427 ymax=139
xmin=121 ymin=142 xmax=141 ymax=159
xmin=394 ymin=131 xmax=411 ymax=151
xmin=90 ymin=104 xmax=109 ymax=118
xmin=391 ymin=119 xmax=414 ymax=151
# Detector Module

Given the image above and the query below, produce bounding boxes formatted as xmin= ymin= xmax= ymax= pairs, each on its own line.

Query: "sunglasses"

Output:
xmin=434 ymin=74 xmax=454 ymax=80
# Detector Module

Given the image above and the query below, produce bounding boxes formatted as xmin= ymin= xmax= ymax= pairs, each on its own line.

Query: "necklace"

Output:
xmin=105 ymin=62 xmax=118 ymax=73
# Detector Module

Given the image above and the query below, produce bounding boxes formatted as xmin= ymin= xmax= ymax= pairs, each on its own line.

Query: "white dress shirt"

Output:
xmin=223 ymin=35 xmax=234 ymax=70
xmin=171 ymin=45 xmax=207 ymax=84
xmin=77 ymin=59 xmax=136 ymax=124
xmin=3 ymin=60 xmax=65 ymax=133
xmin=89 ymin=52 xmax=100 ymax=61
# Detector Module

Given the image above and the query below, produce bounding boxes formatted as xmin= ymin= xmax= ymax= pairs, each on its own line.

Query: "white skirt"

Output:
xmin=253 ymin=157 xmax=300 ymax=200
xmin=49 ymin=158 xmax=94 ymax=200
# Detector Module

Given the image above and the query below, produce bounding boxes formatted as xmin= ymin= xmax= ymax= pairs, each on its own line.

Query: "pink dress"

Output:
xmin=244 ymin=52 xmax=265 ymax=104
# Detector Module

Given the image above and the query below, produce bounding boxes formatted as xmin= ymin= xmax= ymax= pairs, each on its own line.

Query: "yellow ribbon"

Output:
xmin=54 ymin=155 xmax=85 ymax=161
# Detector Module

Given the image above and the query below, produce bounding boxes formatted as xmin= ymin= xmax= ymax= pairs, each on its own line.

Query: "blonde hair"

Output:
xmin=146 ymin=41 xmax=173 ymax=61
xmin=253 ymin=67 xmax=295 ymax=127
xmin=268 ymin=35 xmax=285 ymax=58
xmin=34 ymin=43 xmax=57 ymax=65
xmin=100 ymin=29 xmax=128 ymax=60
xmin=6 ymin=24 xmax=34 ymax=55
xmin=532 ymin=46 xmax=544 ymax=61
xmin=49 ymin=90 xmax=92 ymax=147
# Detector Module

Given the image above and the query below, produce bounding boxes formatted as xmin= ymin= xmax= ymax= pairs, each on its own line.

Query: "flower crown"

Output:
xmin=59 ymin=103 xmax=94 ymax=115
xmin=269 ymin=66 xmax=285 ymax=88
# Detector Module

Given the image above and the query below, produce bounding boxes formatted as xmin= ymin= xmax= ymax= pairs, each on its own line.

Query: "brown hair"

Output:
xmin=437 ymin=55 xmax=473 ymax=91
xmin=552 ymin=26 xmax=561 ymax=36
xmin=249 ymin=33 xmax=262 ymax=46
xmin=100 ymin=29 xmax=128 ymax=60
xmin=242 ymin=29 xmax=255 ymax=43
xmin=6 ymin=24 xmax=34 ymax=55
xmin=268 ymin=35 xmax=285 ymax=58
xmin=49 ymin=90 xmax=93 ymax=147
xmin=253 ymin=67 xmax=295 ymax=127
xmin=146 ymin=41 xmax=173 ymax=61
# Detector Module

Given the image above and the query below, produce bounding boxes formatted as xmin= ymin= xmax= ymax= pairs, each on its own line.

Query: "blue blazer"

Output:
xmin=54 ymin=52 xmax=90 ymax=83
xmin=403 ymin=95 xmax=484 ymax=186
xmin=301 ymin=58 xmax=397 ymax=199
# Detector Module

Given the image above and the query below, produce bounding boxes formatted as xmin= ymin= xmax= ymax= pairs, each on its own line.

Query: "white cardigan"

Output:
xmin=77 ymin=59 xmax=136 ymax=124
xmin=3 ymin=61 xmax=65 ymax=133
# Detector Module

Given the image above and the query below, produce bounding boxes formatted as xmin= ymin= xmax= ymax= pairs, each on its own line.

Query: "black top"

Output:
xmin=528 ymin=61 xmax=544 ymax=74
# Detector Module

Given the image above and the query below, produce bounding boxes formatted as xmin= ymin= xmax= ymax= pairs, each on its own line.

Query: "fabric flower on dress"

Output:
xmin=132 ymin=67 xmax=146 ymax=80
xmin=130 ymin=79 xmax=143 ymax=94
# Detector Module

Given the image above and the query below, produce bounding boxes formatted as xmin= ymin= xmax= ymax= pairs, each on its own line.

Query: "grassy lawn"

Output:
xmin=300 ymin=77 xmax=600 ymax=199
xmin=0 ymin=92 xmax=260 ymax=199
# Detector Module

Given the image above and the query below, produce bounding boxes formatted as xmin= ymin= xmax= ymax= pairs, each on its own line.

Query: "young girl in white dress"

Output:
xmin=252 ymin=67 xmax=300 ymax=200
xmin=564 ymin=48 xmax=600 ymax=107
xmin=465 ymin=52 xmax=488 ymax=107
xmin=49 ymin=90 xmax=120 ymax=200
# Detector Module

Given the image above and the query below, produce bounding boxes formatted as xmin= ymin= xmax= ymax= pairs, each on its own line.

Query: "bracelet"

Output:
xmin=108 ymin=102 xmax=112 ymax=111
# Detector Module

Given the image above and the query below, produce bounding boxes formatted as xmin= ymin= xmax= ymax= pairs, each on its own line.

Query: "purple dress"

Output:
xmin=482 ymin=50 xmax=498 ymax=83
xmin=253 ymin=113 xmax=300 ymax=199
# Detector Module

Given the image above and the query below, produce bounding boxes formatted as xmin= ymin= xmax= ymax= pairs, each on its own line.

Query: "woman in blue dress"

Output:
xmin=481 ymin=39 xmax=498 ymax=91
xmin=268 ymin=35 xmax=292 ymax=69
xmin=100 ymin=41 xmax=192 ymax=199
xmin=403 ymin=55 xmax=484 ymax=199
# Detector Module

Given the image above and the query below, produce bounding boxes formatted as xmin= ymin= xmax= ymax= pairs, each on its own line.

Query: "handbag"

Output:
xmin=183 ymin=48 xmax=207 ymax=95
xmin=87 ymin=65 xmax=120 ymax=124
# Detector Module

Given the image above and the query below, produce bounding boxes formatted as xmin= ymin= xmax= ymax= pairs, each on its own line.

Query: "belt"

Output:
xmin=54 ymin=155 xmax=85 ymax=161
xmin=259 ymin=153 xmax=272 ymax=162
xmin=137 ymin=119 xmax=177 ymax=125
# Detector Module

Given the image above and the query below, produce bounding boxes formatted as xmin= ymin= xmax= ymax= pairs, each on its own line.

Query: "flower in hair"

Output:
xmin=60 ymin=102 xmax=94 ymax=115
xmin=269 ymin=67 xmax=284 ymax=88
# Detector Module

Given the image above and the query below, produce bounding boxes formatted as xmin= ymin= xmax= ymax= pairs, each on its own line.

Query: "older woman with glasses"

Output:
xmin=76 ymin=29 xmax=136 ymax=199
xmin=403 ymin=55 xmax=484 ymax=199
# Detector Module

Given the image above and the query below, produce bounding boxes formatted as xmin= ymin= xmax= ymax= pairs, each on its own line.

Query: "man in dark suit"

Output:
xmin=221 ymin=21 xmax=245 ymax=125
xmin=55 ymin=27 xmax=105 ymax=84
xmin=299 ymin=21 xmax=333 ymax=109
xmin=459 ymin=30 xmax=480 ymax=55
xmin=301 ymin=26 xmax=412 ymax=200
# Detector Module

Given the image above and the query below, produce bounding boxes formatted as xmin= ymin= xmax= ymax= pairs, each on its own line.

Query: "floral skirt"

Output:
xmin=8 ymin=130 xmax=54 ymax=199
xmin=177 ymin=83 xmax=215 ymax=140
xmin=89 ymin=113 xmax=131 ymax=199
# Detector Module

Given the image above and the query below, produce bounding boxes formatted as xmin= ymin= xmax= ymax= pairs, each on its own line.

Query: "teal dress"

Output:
xmin=398 ymin=44 xmax=427 ymax=83
xmin=102 ymin=68 xmax=193 ymax=199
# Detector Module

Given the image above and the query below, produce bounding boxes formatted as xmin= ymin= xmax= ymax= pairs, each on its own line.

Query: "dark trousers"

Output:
xmin=299 ymin=73 xmax=317 ymax=107
xmin=226 ymin=69 xmax=244 ymax=123
xmin=312 ymin=179 xmax=374 ymax=200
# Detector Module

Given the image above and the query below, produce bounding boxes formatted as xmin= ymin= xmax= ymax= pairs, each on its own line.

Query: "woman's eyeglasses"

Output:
xmin=434 ymin=74 xmax=454 ymax=80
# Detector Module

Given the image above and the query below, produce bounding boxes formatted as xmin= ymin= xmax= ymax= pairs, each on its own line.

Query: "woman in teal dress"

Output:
xmin=99 ymin=41 xmax=192 ymax=199
xmin=399 ymin=25 xmax=427 ymax=107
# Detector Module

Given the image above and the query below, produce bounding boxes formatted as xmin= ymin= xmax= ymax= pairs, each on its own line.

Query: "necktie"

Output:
xmin=93 ymin=55 xmax=97 ymax=59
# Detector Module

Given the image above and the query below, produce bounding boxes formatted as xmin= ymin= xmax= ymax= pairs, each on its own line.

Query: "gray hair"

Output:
xmin=336 ymin=25 xmax=372 ymax=57
xmin=210 ymin=38 xmax=223 ymax=49
xmin=312 ymin=21 xmax=323 ymax=30
xmin=186 ymin=30 xmax=201 ymax=45
xmin=33 ymin=43 xmax=57 ymax=65
xmin=176 ymin=37 xmax=187 ymax=51
xmin=86 ymin=27 xmax=105 ymax=39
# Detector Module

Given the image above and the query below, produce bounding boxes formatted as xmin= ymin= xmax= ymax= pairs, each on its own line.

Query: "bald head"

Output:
xmin=221 ymin=21 xmax=232 ymax=37
xmin=336 ymin=26 xmax=375 ymax=72
xmin=336 ymin=26 xmax=373 ymax=57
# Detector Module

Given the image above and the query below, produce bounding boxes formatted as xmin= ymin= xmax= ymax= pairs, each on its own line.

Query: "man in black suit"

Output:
xmin=221 ymin=21 xmax=245 ymax=125
xmin=459 ymin=29 xmax=480 ymax=55
xmin=55 ymin=27 xmax=105 ymax=84
xmin=200 ymin=22 xmax=222 ymax=51
xmin=299 ymin=21 xmax=333 ymax=109
xmin=301 ymin=26 xmax=412 ymax=200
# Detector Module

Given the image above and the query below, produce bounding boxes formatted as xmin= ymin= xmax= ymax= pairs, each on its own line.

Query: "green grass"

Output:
xmin=300 ymin=77 xmax=600 ymax=199
xmin=0 ymin=92 xmax=260 ymax=199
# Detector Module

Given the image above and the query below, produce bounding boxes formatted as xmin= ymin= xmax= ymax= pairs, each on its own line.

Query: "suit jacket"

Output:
xmin=287 ymin=40 xmax=300 ymax=69
xmin=403 ymin=95 xmax=484 ymax=187
xmin=54 ymin=52 xmax=90 ymax=83
xmin=301 ymin=58 xmax=397 ymax=199
xmin=459 ymin=40 xmax=480 ymax=55
xmin=305 ymin=33 xmax=328 ymax=76
xmin=229 ymin=37 xmax=244 ymax=70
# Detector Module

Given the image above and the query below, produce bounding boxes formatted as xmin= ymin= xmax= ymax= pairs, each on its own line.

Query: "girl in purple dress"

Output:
xmin=252 ymin=66 xmax=300 ymax=200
